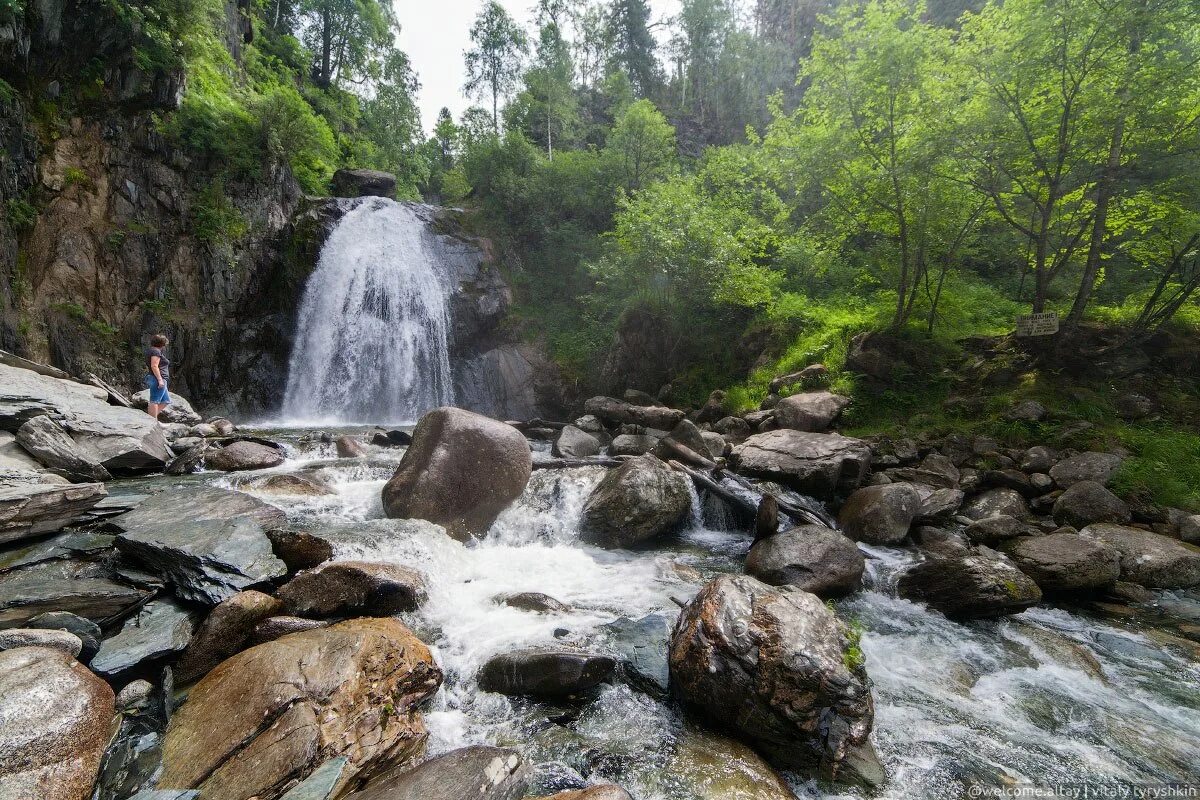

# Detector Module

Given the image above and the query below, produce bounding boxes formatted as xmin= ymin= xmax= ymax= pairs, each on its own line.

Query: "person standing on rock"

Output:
xmin=145 ymin=334 xmax=171 ymax=419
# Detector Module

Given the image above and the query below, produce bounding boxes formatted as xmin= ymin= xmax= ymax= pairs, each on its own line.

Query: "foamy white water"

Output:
xmin=281 ymin=199 xmax=454 ymax=425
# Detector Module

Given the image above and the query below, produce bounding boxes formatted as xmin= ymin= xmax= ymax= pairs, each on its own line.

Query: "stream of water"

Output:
xmin=142 ymin=430 xmax=1200 ymax=798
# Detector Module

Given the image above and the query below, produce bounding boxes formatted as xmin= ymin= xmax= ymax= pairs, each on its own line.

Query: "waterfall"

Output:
xmin=281 ymin=198 xmax=454 ymax=425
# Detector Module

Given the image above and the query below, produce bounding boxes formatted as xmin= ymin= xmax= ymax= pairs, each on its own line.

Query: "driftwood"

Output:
xmin=669 ymin=460 xmax=829 ymax=529
xmin=84 ymin=372 xmax=134 ymax=407
xmin=654 ymin=437 xmax=718 ymax=470
xmin=717 ymin=468 xmax=832 ymax=528
xmin=532 ymin=457 xmax=625 ymax=470
xmin=509 ymin=418 xmax=571 ymax=432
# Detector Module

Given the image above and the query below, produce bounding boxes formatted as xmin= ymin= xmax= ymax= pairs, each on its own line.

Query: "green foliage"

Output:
xmin=1111 ymin=427 xmax=1200 ymax=512
xmin=6 ymin=198 xmax=37 ymax=232
xmin=62 ymin=167 xmax=92 ymax=189
xmin=191 ymin=182 xmax=248 ymax=244
xmin=52 ymin=302 xmax=119 ymax=338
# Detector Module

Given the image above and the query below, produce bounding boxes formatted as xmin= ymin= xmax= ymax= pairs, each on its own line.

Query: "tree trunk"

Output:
xmin=319 ymin=5 xmax=333 ymax=89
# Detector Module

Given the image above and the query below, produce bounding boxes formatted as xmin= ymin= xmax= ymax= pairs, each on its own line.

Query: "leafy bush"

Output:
xmin=6 ymin=198 xmax=37 ymax=232
xmin=191 ymin=182 xmax=248 ymax=244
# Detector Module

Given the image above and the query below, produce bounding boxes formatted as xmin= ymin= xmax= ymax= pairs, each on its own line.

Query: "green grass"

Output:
xmin=1110 ymin=426 xmax=1200 ymax=512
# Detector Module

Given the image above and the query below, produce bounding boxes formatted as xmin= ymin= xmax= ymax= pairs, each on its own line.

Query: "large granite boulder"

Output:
xmin=583 ymin=396 xmax=685 ymax=430
xmin=0 ymin=627 xmax=83 ymax=656
xmin=0 ymin=646 xmax=116 ymax=800
xmin=838 ymin=483 xmax=922 ymax=545
xmin=1081 ymin=524 xmax=1200 ymax=588
xmin=332 ymin=168 xmax=397 ymax=199
xmin=773 ymin=391 xmax=851 ymax=432
xmin=477 ymin=648 xmax=616 ymax=698
xmin=999 ymin=533 xmax=1120 ymax=592
xmin=579 ymin=454 xmax=692 ymax=548
xmin=382 ymin=407 xmax=531 ymax=540
xmin=731 ymin=430 xmax=871 ymax=497
xmin=960 ymin=487 xmax=1029 ymax=521
xmin=746 ymin=525 xmax=865 ymax=597
xmin=204 ymin=440 xmax=286 ymax=472
xmin=1049 ymin=451 xmax=1122 ymax=487
xmin=158 ymin=618 xmax=442 ymax=800
xmin=552 ymin=425 xmax=601 ymax=458
xmin=0 ymin=481 xmax=107 ymax=545
xmin=343 ymin=746 xmax=528 ymax=800
xmin=131 ymin=389 xmax=203 ymax=425
xmin=1052 ymin=481 xmax=1131 ymax=528
xmin=669 ymin=575 xmax=877 ymax=784
xmin=0 ymin=364 xmax=172 ymax=473
xmin=667 ymin=726 xmax=799 ymax=800
xmin=89 ymin=598 xmax=200 ymax=678
xmin=0 ymin=558 xmax=151 ymax=628
xmin=113 ymin=487 xmax=288 ymax=604
xmin=277 ymin=560 xmax=427 ymax=618
xmin=14 ymin=415 xmax=111 ymax=481
xmin=897 ymin=551 xmax=1042 ymax=617
xmin=175 ymin=590 xmax=283 ymax=683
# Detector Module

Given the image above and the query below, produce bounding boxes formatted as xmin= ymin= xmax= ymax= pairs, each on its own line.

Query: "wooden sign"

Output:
xmin=1015 ymin=311 xmax=1059 ymax=337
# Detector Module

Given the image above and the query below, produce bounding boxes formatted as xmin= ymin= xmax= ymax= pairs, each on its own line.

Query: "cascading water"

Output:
xmin=281 ymin=198 xmax=454 ymax=424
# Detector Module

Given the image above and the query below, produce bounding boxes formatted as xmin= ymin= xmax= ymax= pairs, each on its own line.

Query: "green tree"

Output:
xmin=606 ymin=0 xmax=661 ymax=97
xmin=464 ymin=1 xmax=530 ymax=133
xmin=604 ymin=98 xmax=677 ymax=191
xmin=299 ymin=0 xmax=397 ymax=89
xmin=359 ymin=49 xmax=427 ymax=197
xmin=511 ymin=19 xmax=580 ymax=159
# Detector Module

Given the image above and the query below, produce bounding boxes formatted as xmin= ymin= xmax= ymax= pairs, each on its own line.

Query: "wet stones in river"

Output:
xmin=250 ymin=615 xmax=330 ymax=645
xmin=0 ymin=646 xmax=116 ymax=800
xmin=913 ymin=486 xmax=965 ymax=523
xmin=342 ymin=745 xmax=529 ymax=800
xmin=772 ymin=390 xmax=851 ymax=433
xmin=174 ymin=589 xmax=282 ymax=683
xmin=999 ymin=533 xmax=1121 ymax=593
xmin=745 ymin=524 xmax=865 ymax=598
xmin=496 ymin=591 xmax=571 ymax=613
xmin=277 ymin=560 xmax=427 ymax=618
xmin=278 ymin=756 xmax=350 ymax=799
xmin=26 ymin=610 xmax=102 ymax=660
xmin=730 ymin=430 xmax=872 ymax=498
xmin=579 ymin=454 xmax=691 ymax=548
xmin=382 ymin=407 xmax=532 ymax=541
xmin=553 ymin=425 xmax=601 ymax=458
xmin=90 ymin=598 xmax=200 ymax=679
xmin=667 ymin=725 xmax=800 ymax=800
xmin=371 ymin=429 xmax=412 ymax=448
xmin=608 ymin=433 xmax=658 ymax=456
xmin=669 ymin=574 xmax=880 ymax=786
xmin=243 ymin=473 xmax=334 ymax=496
xmin=897 ymin=550 xmax=1042 ymax=618
xmin=158 ymin=619 xmax=442 ymax=800
xmin=203 ymin=440 xmax=286 ymax=472
xmin=1081 ymin=523 xmax=1200 ymax=588
xmin=14 ymin=414 xmax=112 ymax=481
xmin=0 ymin=557 xmax=151 ymax=628
xmin=963 ymin=514 xmax=1039 ymax=545
xmin=531 ymin=787 xmax=634 ymax=800
xmin=838 ymin=483 xmax=922 ymax=545
xmin=583 ymin=396 xmax=685 ymax=430
xmin=0 ymin=480 xmax=107 ymax=545
xmin=477 ymin=648 xmax=617 ymax=699
xmin=599 ymin=612 xmax=673 ymax=698
xmin=267 ymin=528 xmax=335 ymax=571
xmin=1052 ymin=480 xmax=1131 ymax=528
xmin=335 ymin=435 xmax=368 ymax=458
xmin=112 ymin=487 xmax=287 ymax=605
xmin=0 ymin=626 xmax=83 ymax=657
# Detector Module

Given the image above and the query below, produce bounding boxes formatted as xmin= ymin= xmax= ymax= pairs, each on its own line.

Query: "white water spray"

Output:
xmin=281 ymin=198 xmax=454 ymax=424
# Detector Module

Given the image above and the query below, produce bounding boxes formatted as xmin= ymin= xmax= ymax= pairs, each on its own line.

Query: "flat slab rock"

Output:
xmin=731 ymin=430 xmax=871 ymax=497
xmin=344 ymin=746 xmax=530 ymax=800
xmin=0 ymin=558 xmax=151 ymax=628
xmin=113 ymin=487 xmax=288 ymax=604
xmin=0 ymin=481 xmax=107 ymax=545
xmin=90 ymin=598 xmax=200 ymax=678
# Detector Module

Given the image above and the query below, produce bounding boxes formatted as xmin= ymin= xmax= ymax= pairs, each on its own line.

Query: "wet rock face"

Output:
xmin=332 ymin=168 xmax=397 ymax=199
xmin=580 ymin=454 xmax=691 ymax=548
xmin=90 ymin=598 xmax=200 ymax=678
xmin=1082 ymin=524 xmax=1200 ymax=588
xmin=344 ymin=745 xmax=529 ymax=800
xmin=731 ymin=430 xmax=872 ymax=498
xmin=0 ymin=646 xmax=116 ymax=800
xmin=204 ymin=440 xmax=286 ymax=472
xmin=746 ymin=525 xmax=865 ymax=597
xmin=14 ymin=414 xmax=111 ymax=481
xmin=158 ymin=618 xmax=443 ymax=800
xmin=382 ymin=407 xmax=532 ymax=541
xmin=668 ymin=574 xmax=875 ymax=782
xmin=897 ymin=551 xmax=1042 ymax=617
xmin=477 ymin=649 xmax=616 ymax=698
xmin=1000 ymin=533 xmax=1121 ymax=592
xmin=277 ymin=560 xmax=428 ymax=618
xmin=0 ymin=481 xmax=107 ymax=545
xmin=175 ymin=590 xmax=282 ymax=683
xmin=0 ymin=557 xmax=151 ymax=628
xmin=838 ymin=483 xmax=922 ymax=545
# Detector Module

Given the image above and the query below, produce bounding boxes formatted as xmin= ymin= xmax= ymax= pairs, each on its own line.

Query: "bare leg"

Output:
xmin=147 ymin=403 xmax=160 ymax=419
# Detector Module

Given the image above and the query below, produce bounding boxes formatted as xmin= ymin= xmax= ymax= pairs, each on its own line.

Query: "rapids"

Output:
xmin=132 ymin=429 xmax=1200 ymax=798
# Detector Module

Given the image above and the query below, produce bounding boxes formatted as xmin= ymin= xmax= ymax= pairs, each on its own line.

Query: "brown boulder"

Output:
xmin=838 ymin=483 xmax=922 ymax=545
xmin=731 ymin=430 xmax=872 ymax=497
xmin=773 ymin=391 xmax=851 ymax=432
xmin=382 ymin=407 xmax=531 ymax=540
xmin=277 ymin=560 xmax=427 ymax=618
xmin=175 ymin=590 xmax=283 ymax=682
xmin=205 ymin=440 xmax=286 ymax=472
xmin=158 ymin=618 xmax=442 ymax=800
xmin=580 ymin=454 xmax=692 ymax=548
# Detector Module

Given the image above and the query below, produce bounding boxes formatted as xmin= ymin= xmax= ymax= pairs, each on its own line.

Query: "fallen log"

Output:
xmin=532 ymin=457 xmax=625 ymax=470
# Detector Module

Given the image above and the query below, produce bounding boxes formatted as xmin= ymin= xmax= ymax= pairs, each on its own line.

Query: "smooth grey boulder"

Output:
xmin=713 ymin=415 xmax=752 ymax=442
xmin=1082 ymin=524 xmax=1200 ymax=588
xmin=90 ymin=599 xmax=200 ymax=678
xmin=0 ymin=481 xmax=107 ymax=545
xmin=838 ymin=483 xmax=922 ymax=545
xmin=0 ymin=646 xmax=116 ymax=800
xmin=669 ymin=575 xmax=876 ymax=784
xmin=15 ymin=414 xmax=111 ymax=481
xmin=497 ymin=591 xmax=570 ymax=613
xmin=897 ymin=551 xmax=1042 ymax=617
xmin=243 ymin=473 xmax=334 ymax=496
xmin=478 ymin=648 xmax=616 ymax=698
xmin=746 ymin=525 xmax=864 ymax=597
xmin=204 ymin=440 xmax=286 ymax=472
xmin=0 ymin=558 xmax=151 ymax=628
xmin=0 ymin=364 xmax=172 ymax=473
xmin=1019 ymin=446 xmax=1057 ymax=474
xmin=131 ymin=389 xmax=203 ymax=425
xmin=0 ymin=430 xmax=41 ymax=477
xmin=553 ymin=425 xmax=601 ymax=458
xmin=1052 ymin=480 xmax=1131 ymax=528
xmin=277 ymin=560 xmax=427 ymax=617
xmin=964 ymin=514 xmax=1037 ymax=545
xmin=600 ymin=612 xmax=673 ymax=697
xmin=382 ymin=407 xmax=532 ymax=540
xmin=344 ymin=745 xmax=529 ymax=800
xmin=175 ymin=590 xmax=283 ymax=683
xmin=773 ymin=391 xmax=851 ymax=432
xmin=26 ymin=611 xmax=102 ymax=660
xmin=961 ymin=487 xmax=1029 ymax=520
xmin=0 ymin=626 xmax=83 ymax=656
xmin=700 ymin=431 xmax=727 ymax=459
xmin=113 ymin=487 xmax=288 ymax=604
xmin=1050 ymin=451 xmax=1122 ymax=487
xmin=609 ymin=433 xmax=658 ymax=456
xmin=332 ymin=167 xmax=397 ymax=199
xmin=1000 ymin=533 xmax=1120 ymax=592
xmin=580 ymin=454 xmax=691 ymax=548
xmin=583 ymin=396 xmax=685 ymax=430
xmin=915 ymin=487 xmax=964 ymax=522
xmin=731 ymin=430 xmax=872 ymax=497
xmin=912 ymin=526 xmax=972 ymax=558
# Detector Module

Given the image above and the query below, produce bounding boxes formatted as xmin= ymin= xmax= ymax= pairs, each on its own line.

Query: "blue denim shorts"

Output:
xmin=145 ymin=374 xmax=170 ymax=405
